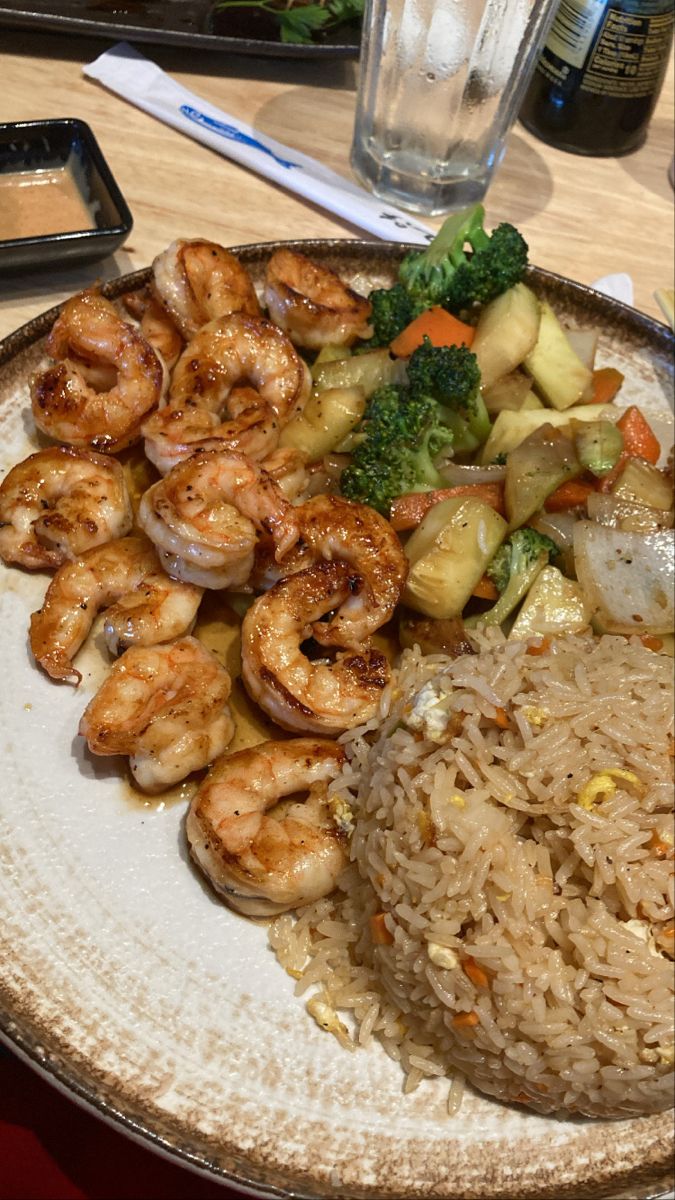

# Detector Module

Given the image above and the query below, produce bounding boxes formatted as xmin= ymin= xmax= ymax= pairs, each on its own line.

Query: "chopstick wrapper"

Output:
xmin=83 ymin=43 xmax=434 ymax=246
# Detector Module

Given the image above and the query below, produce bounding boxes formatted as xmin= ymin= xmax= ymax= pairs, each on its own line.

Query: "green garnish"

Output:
xmin=215 ymin=0 xmax=364 ymax=45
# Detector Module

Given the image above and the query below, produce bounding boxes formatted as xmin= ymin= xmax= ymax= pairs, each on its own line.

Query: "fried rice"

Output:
xmin=270 ymin=630 xmax=675 ymax=1119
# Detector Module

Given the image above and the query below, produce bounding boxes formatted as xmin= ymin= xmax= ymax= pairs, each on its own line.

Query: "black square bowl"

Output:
xmin=0 ymin=118 xmax=133 ymax=272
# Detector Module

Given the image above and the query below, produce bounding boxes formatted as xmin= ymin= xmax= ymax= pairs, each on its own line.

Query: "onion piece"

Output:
xmin=436 ymin=461 xmax=506 ymax=485
xmin=573 ymin=522 xmax=674 ymax=634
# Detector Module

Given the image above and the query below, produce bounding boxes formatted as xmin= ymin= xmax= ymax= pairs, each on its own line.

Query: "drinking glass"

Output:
xmin=350 ymin=0 xmax=558 ymax=215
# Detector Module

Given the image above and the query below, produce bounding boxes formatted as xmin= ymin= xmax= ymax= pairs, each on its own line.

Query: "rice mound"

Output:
xmin=270 ymin=630 xmax=675 ymax=1118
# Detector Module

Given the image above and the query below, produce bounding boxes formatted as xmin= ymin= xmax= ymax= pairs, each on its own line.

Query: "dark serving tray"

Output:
xmin=0 ymin=0 xmax=361 ymax=59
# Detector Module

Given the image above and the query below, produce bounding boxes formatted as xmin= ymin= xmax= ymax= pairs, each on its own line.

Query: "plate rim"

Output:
xmin=0 ymin=3 xmax=360 ymax=59
xmin=0 ymin=236 xmax=673 ymax=1200
xmin=1 ymin=238 xmax=673 ymax=368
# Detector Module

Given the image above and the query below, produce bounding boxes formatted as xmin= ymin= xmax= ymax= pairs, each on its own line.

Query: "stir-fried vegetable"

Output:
xmin=574 ymin=524 xmax=674 ymax=634
xmin=406 ymin=338 xmax=488 ymax=454
xmin=339 ymin=384 xmax=454 ymax=516
xmin=504 ymin=424 xmax=583 ymax=531
xmin=398 ymin=205 xmax=529 ymax=319
xmin=466 ymin=528 xmax=559 ymax=627
xmin=523 ymin=301 xmax=593 ymax=410
xmin=318 ymin=204 xmax=674 ymax=646
xmin=403 ymin=496 xmax=507 ymax=619
xmin=470 ymin=283 xmax=541 ymax=391
xmin=340 ymin=339 xmax=488 ymax=514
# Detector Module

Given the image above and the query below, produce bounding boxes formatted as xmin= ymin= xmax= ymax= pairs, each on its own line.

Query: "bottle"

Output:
xmin=519 ymin=0 xmax=674 ymax=156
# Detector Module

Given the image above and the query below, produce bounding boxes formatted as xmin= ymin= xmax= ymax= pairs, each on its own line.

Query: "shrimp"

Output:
xmin=29 ymin=535 xmax=203 ymax=684
xmin=241 ymin=560 xmax=390 ymax=735
xmin=186 ymin=739 xmax=348 ymax=917
xmin=0 ymin=446 xmax=133 ymax=569
xmin=264 ymin=248 xmax=372 ymax=350
xmin=137 ymin=450 xmax=298 ymax=590
xmin=167 ymin=313 xmax=312 ymax=428
xmin=260 ymin=446 xmax=310 ymax=501
xmin=79 ymin=636 xmax=234 ymax=793
xmin=152 ymin=239 xmax=261 ymax=339
xmin=142 ymin=385 xmax=280 ymax=476
xmin=123 ymin=286 xmax=184 ymax=370
xmin=31 ymin=290 xmax=164 ymax=454
xmin=249 ymin=494 xmax=407 ymax=646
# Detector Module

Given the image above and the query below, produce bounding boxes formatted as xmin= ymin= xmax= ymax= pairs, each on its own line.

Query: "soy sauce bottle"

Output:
xmin=519 ymin=0 xmax=674 ymax=156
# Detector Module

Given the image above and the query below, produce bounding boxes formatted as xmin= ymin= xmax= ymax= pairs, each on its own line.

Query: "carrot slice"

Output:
xmin=640 ymin=634 xmax=664 ymax=652
xmin=493 ymin=707 xmax=510 ymax=729
xmin=598 ymin=405 xmax=662 ymax=492
xmin=390 ymin=306 xmax=475 ymax=357
xmin=544 ymin=479 xmax=596 ymax=512
xmin=389 ymin=483 xmax=505 ymax=530
xmin=591 ymin=366 xmax=624 ymax=405
xmin=526 ymin=636 xmax=551 ymax=655
xmin=472 ymin=574 xmax=499 ymax=601
xmin=452 ymin=1011 xmax=479 ymax=1029
xmin=370 ymin=912 xmax=394 ymax=945
xmin=616 ymin=405 xmax=661 ymax=464
xmin=463 ymin=957 xmax=490 ymax=989
xmin=649 ymin=831 xmax=674 ymax=859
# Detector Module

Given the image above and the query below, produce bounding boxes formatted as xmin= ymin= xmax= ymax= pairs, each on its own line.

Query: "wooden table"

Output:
xmin=0 ymin=27 xmax=673 ymax=342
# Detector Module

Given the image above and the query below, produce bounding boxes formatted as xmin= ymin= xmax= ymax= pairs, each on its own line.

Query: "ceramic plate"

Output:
xmin=0 ymin=240 xmax=673 ymax=1200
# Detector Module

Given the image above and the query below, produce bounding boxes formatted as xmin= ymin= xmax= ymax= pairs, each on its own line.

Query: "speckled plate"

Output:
xmin=0 ymin=240 xmax=673 ymax=1200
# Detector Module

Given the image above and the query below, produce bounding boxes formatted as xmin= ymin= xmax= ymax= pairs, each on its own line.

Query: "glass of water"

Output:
xmin=350 ymin=0 xmax=557 ymax=216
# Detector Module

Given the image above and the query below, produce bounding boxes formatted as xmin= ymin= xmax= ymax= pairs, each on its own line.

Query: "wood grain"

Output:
xmin=0 ymin=28 xmax=672 ymax=338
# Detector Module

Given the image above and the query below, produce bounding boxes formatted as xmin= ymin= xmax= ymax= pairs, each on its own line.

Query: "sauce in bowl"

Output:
xmin=0 ymin=164 xmax=94 ymax=241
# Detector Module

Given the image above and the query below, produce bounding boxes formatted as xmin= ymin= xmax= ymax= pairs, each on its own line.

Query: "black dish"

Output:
xmin=0 ymin=0 xmax=361 ymax=59
xmin=0 ymin=118 xmax=133 ymax=273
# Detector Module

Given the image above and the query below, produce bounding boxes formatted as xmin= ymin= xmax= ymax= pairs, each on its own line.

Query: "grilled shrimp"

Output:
xmin=123 ymin=286 xmax=184 ymax=370
xmin=29 ymin=535 xmax=203 ymax=684
xmin=241 ymin=560 xmax=390 ymax=735
xmin=137 ymin=450 xmax=298 ymax=590
xmin=142 ymin=385 xmax=280 ymax=476
xmin=79 ymin=636 xmax=234 ymax=792
xmin=264 ymin=248 xmax=372 ymax=349
xmin=31 ymin=290 xmax=165 ymax=454
xmin=186 ymin=739 xmax=348 ymax=917
xmin=260 ymin=446 xmax=310 ymax=501
xmin=250 ymin=494 xmax=407 ymax=646
xmin=168 ymin=313 xmax=312 ymax=427
xmin=152 ymin=238 xmax=261 ymax=339
xmin=0 ymin=446 xmax=132 ymax=569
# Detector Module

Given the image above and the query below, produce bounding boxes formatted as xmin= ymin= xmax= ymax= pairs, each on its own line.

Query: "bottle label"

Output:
xmin=546 ymin=0 xmax=606 ymax=68
xmin=537 ymin=0 xmax=674 ymax=97
xmin=581 ymin=7 xmax=674 ymax=98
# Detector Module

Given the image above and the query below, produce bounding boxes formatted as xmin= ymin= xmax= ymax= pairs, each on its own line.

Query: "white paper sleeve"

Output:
xmin=83 ymin=42 xmax=435 ymax=246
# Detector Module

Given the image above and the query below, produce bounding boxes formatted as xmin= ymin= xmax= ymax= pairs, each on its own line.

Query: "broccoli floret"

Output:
xmin=366 ymin=283 xmax=413 ymax=347
xmin=406 ymin=337 xmax=490 ymax=455
xmin=477 ymin=528 xmax=560 ymax=626
xmin=398 ymin=203 xmax=528 ymax=319
xmin=340 ymin=384 xmax=454 ymax=516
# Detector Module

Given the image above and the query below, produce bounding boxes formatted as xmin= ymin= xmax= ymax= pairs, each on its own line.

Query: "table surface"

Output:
xmin=1 ymin=25 xmax=674 ymax=1200
xmin=1 ymin=28 xmax=674 ymax=342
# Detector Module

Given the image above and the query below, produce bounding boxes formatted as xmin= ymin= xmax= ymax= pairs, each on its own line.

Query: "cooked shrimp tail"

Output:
xmin=273 ymin=494 xmax=407 ymax=647
xmin=264 ymin=249 xmax=372 ymax=349
xmin=0 ymin=446 xmax=133 ymax=569
xmin=152 ymin=239 xmax=261 ymax=339
xmin=241 ymin=560 xmax=390 ymax=735
xmin=123 ymin=286 xmax=184 ymax=370
xmin=29 ymin=535 xmax=203 ymax=684
xmin=137 ymin=450 xmax=299 ymax=590
xmin=186 ymin=738 xmax=348 ymax=916
xmin=31 ymin=290 xmax=164 ymax=453
xmin=79 ymin=636 xmax=234 ymax=792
